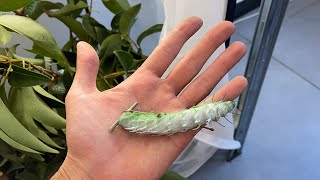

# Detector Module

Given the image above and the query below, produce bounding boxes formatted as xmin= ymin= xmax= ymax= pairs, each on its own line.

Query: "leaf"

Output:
xmin=62 ymin=68 xmax=73 ymax=91
xmin=82 ymin=13 xmax=97 ymax=40
xmin=96 ymin=27 xmax=112 ymax=44
xmin=8 ymin=65 xmax=52 ymax=87
xmin=0 ymin=15 xmax=67 ymax=67
xmin=0 ymin=138 xmax=14 ymax=155
xmin=99 ymin=34 xmax=130 ymax=63
xmin=8 ymin=87 xmax=66 ymax=129
xmin=55 ymin=16 xmax=88 ymax=41
xmin=12 ymin=53 xmax=44 ymax=66
xmin=42 ymin=124 xmax=58 ymax=135
xmin=33 ymin=86 xmax=65 ymax=105
xmin=0 ymin=24 xmax=11 ymax=45
xmin=160 ymin=171 xmax=188 ymax=180
xmin=111 ymin=11 xmax=124 ymax=31
xmin=137 ymin=24 xmax=163 ymax=46
xmin=27 ymin=1 xmax=64 ymax=20
xmin=0 ymin=83 xmax=8 ymax=107
xmin=0 ymin=0 xmax=32 ymax=11
xmin=8 ymin=44 xmax=20 ymax=54
xmin=0 ymin=127 xmax=40 ymax=154
xmin=37 ymin=129 xmax=63 ymax=149
xmin=119 ymin=4 xmax=141 ymax=35
xmin=24 ymin=152 xmax=45 ymax=161
xmin=102 ymin=0 xmax=130 ymax=14
xmin=114 ymin=50 xmax=133 ymax=75
xmin=16 ymin=170 xmax=41 ymax=180
xmin=47 ymin=1 xmax=88 ymax=17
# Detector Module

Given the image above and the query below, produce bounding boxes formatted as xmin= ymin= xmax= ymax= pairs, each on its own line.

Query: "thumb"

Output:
xmin=72 ymin=41 xmax=99 ymax=92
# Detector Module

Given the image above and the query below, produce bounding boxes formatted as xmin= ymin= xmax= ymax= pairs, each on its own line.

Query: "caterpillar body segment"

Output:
xmin=110 ymin=101 xmax=235 ymax=135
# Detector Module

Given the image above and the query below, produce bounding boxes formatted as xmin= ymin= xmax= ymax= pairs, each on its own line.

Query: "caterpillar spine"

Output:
xmin=110 ymin=101 xmax=235 ymax=135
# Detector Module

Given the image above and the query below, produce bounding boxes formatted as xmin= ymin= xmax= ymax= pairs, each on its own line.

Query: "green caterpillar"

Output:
xmin=109 ymin=101 xmax=235 ymax=135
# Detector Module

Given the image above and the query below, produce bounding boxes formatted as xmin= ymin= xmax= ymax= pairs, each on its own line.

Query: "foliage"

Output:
xmin=0 ymin=0 xmax=163 ymax=179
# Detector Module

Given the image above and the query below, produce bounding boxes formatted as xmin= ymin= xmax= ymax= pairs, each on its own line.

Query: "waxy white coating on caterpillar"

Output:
xmin=116 ymin=101 xmax=235 ymax=135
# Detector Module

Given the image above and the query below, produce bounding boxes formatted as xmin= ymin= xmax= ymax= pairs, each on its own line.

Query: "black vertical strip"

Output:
xmin=235 ymin=0 xmax=262 ymax=18
xmin=225 ymin=0 xmax=237 ymax=47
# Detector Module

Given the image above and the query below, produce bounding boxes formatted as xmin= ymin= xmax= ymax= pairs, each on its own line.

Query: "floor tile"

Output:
xmin=190 ymin=59 xmax=320 ymax=180
xmin=234 ymin=0 xmax=319 ymax=42
xmin=285 ymin=0 xmax=318 ymax=18
xmin=273 ymin=1 xmax=320 ymax=88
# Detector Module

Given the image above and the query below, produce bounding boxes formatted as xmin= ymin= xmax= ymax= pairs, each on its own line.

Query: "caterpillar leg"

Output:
xmin=192 ymin=125 xmax=201 ymax=130
xmin=223 ymin=117 xmax=233 ymax=124
xmin=203 ymin=127 xmax=215 ymax=131
xmin=109 ymin=102 xmax=139 ymax=133
xmin=215 ymin=120 xmax=226 ymax=127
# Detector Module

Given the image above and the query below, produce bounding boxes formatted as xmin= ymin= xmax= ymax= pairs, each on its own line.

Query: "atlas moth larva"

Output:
xmin=109 ymin=101 xmax=235 ymax=135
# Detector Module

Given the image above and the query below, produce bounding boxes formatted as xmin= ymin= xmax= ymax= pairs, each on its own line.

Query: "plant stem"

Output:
xmin=123 ymin=35 xmax=143 ymax=55
xmin=0 ymin=158 xmax=8 ymax=167
xmin=89 ymin=0 xmax=93 ymax=15
xmin=0 ymin=55 xmax=57 ymax=79
xmin=97 ymin=70 xmax=136 ymax=81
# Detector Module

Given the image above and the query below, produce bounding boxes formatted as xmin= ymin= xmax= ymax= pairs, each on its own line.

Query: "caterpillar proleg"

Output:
xmin=109 ymin=101 xmax=235 ymax=135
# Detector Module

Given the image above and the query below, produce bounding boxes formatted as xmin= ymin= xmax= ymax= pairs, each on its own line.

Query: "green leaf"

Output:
xmin=111 ymin=11 xmax=124 ymax=32
xmin=37 ymin=129 xmax=63 ymax=149
xmin=0 ymin=83 xmax=8 ymax=107
xmin=47 ymin=1 xmax=88 ymax=17
xmin=102 ymin=0 xmax=130 ymax=14
xmin=16 ymin=170 xmax=41 ymax=180
xmin=99 ymin=34 xmax=130 ymax=63
xmin=137 ymin=24 xmax=163 ymax=46
xmin=33 ymin=86 xmax=65 ymax=105
xmin=7 ymin=44 xmax=20 ymax=54
xmin=0 ymin=25 xmax=11 ymax=45
xmin=119 ymin=4 xmax=141 ymax=35
xmin=82 ymin=13 xmax=97 ymax=40
xmin=160 ymin=171 xmax=188 ymax=180
xmin=0 ymin=0 xmax=32 ymax=11
xmin=8 ymin=65 xmax=52 ymax=87
xmin=27 ymin=1 xmax=64 ymax=20
xmin=8 ymin=87 xmax=66 ymax=129
xmin=96 ymin=27 xmax=112 ymax=44
xmin=0 ymin=130 xmax=39 ymax=154
xmin=62 ymin=68 xmax=73 ymax=91
xmin=55 ymin=16 xmax=88 ymax=41
xmin=8 ymin=87 xmax=41 ymax=137
xmin=24 ymin=152 xmax=45 ymax=161
xmin=0 ymin=15 xmax=67 ymax=67
xmin=0 ymin=98 xmax=57 ymax=153
xmin=114 ymin=50 xmax=133 ymax=75
xmin=0 ymin=138 xmax=14 ymax=155
xmin=62 ymin=38 xmax=76 ymax=52
xmin=12 ymin=53 xmax=44 ymax=66
xmin=42 ymin=124 xmax=59 ymax=135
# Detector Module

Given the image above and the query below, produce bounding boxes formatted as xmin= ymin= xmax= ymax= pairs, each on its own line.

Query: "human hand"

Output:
xmin=52 ymin=17 xmax=247 ymax=179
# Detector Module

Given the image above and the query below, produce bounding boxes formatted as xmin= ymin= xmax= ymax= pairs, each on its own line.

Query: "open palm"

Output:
xmin=52 ymin=17 xmax=247 ymax=179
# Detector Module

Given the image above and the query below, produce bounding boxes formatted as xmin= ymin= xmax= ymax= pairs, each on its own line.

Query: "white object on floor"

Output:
xmin=160 ymin=0 xmax=241 ymax=177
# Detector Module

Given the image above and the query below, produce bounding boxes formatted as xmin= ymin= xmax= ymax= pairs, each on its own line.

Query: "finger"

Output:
xmin=140 ymin=16 xmax=203 ymax=77
xmin=211 ymin=76 xmax=248 ymax=102
xmin=179 ymin=41 xmax=247 ymax=106
xmin=72 ymin=41 xmax=99 ymax=92
xmin=165 ymin=21 xmax=235 ymax=94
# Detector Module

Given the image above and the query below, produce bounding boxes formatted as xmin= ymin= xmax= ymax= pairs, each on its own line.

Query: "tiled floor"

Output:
xmin=190 ymin=0 xmax=320 ymax=179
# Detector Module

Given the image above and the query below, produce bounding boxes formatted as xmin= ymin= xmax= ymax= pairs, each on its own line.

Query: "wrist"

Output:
xmin=51 ymin=155 xmax=91 ymax=180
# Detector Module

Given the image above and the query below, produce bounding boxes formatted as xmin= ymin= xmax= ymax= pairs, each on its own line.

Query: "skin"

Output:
xmin=52 ymin=17 xmax=248 ymax=180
